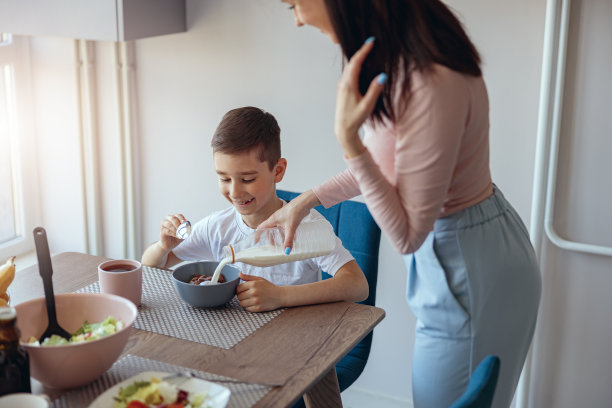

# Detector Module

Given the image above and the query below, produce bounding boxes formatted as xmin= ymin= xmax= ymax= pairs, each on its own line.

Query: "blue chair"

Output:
xmin=276 ymin=190 xmax=381 ymax=397
xmin=449 ymin=355 xmax=501 ymax=408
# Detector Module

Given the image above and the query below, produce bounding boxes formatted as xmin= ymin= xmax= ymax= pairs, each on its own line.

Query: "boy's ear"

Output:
xmin=273 ymin=158 xmax=287 ymax=183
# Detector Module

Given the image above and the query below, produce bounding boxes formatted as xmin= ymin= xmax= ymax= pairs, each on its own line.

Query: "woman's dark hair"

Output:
xmin=324 ymin=0 xmax=481 ymax=123
xmin=211 ymin=106 xmax=281 ymax=170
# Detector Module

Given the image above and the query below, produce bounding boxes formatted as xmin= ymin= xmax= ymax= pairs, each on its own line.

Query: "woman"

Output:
xmin=264 ymin=1 xmax=541 ymax=407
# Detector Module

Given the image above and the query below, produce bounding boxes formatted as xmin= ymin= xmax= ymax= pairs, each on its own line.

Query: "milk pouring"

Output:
xmin=210 ymin=219 xmax=336 ymax=283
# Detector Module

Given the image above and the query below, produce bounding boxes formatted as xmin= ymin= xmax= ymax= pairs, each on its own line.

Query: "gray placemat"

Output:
xmin=76 ymin=266 xmax=284 ymax=349
xmin=50 ymin=354 xmax=271 ymax=408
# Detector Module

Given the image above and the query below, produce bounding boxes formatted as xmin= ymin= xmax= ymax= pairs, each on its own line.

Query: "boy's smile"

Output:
xmin=214 ymin=149 xmax=286 ymax=228
xmin=235 ymin=197 xmax=255 ymax=207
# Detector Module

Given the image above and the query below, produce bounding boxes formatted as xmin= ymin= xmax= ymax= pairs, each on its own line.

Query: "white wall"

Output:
xmin=21 ymin=0 xmax=612 ymax=407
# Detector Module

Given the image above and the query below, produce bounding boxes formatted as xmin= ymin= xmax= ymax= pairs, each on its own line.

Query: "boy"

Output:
xmin=142 ymin=106 xmax=368 ymax=312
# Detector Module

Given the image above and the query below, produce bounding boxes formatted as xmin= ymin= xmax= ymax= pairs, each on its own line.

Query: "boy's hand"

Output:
xmin=236 ymin=272 xmax=285 ymax=312
xmin=159 ymin=214 xmax=188 ymax=251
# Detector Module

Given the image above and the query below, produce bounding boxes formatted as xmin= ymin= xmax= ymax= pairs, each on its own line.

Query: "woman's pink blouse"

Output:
xmin=313 ymin=64 xmax=493 ymax=254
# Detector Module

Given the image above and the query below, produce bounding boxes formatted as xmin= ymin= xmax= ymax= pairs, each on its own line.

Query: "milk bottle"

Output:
xmin=210 ymin=219 xmax=336 ymax=283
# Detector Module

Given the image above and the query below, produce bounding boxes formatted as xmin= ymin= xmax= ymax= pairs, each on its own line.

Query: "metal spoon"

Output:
xmin=162 ymin=371 xmax=281 ymax=386
xmin=33 ymin=227 xmax=71 ymax=342
xmin=176 ymin=220 xmax=191 ymax=239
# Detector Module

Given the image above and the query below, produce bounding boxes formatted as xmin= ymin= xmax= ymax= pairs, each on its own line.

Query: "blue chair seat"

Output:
xmin=449 ymin=355 xmax=501 ymax=408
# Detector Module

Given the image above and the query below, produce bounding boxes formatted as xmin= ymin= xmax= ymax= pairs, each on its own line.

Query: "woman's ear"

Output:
xmin=274 ymin=158 xmax=288 ymax=183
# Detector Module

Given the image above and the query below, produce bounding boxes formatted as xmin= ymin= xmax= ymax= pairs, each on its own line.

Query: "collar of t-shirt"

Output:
xmin=233 ymin=199 xmax=288 ymax=237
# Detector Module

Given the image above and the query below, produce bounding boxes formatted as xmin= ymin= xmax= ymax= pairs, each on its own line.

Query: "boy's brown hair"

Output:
xmin=211 ymin=106 xmax=281 ymax=170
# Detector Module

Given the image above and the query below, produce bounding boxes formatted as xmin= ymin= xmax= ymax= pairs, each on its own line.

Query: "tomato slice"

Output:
xmin=176 ymin=390 xmax=188 ymax=403
xmin=166 ymin=403 xmax=186 ymax=408
xmin=126 ymin=401 xmax=148 ymax=408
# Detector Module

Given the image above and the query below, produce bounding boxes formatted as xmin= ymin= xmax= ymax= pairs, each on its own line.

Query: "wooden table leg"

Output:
xmin=303 ymin=366 xmax=343 ymax=408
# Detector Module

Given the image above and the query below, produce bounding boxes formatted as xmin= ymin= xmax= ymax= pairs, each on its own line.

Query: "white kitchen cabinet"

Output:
xmin=0 ymin=0 xmax=186 ymax=41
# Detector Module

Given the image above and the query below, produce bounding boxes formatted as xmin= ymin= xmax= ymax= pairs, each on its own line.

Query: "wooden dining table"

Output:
xmin=10 ymin=252 xmax=385 ymax=408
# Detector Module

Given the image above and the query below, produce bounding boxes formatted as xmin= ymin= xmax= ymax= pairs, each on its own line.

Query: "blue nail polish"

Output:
xmin=378 ymin=73 xmax=388 ymax=85
xmin=365 ymin=36 xmax=375 ymax=44
xmin=284 ymin=247 xmax=291 ymax=255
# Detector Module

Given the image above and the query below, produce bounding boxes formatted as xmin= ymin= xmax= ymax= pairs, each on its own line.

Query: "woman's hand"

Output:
xmin=257 ymin=190 xmax=321 ymax=253
xmin=335 ymin=38 xmax=386 ymax=158
xmin=159 ymin=214 xmax=188 ymax=251
xmin=236 ymin=273 xmax=286 ymax=312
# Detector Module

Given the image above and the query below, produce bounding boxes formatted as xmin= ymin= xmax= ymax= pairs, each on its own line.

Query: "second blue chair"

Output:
xmin=449 ymin=355 xmax=501 ymax=408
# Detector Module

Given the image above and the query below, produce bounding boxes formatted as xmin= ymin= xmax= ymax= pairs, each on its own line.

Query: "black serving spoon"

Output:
xmin=33 ymin=227 xmax=71 ymax=342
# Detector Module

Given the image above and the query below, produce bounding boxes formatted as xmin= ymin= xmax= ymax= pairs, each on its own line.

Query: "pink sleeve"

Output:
xmin=347 ymin=69 xmax=471 ymax=254
xmin=312 ymin=168 xmax=361 ymax=208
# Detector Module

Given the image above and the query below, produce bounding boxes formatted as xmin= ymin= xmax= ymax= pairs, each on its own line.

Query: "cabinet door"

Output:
xmin=0 ymin=0 xmax=118 ymax=40
xmin=0 ymin=0 xmax=185 ymax=41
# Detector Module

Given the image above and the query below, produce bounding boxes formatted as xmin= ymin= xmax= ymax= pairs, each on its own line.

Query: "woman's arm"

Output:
xmin=333 ymin=38 xmax=472 ymax=254
xmin=259 ymin=174 xmax=361 ymax=251
xmin=347 ymin=68 xmax=471 ymax=254
xmin=312 ymin=168 xmax=361 ymax=208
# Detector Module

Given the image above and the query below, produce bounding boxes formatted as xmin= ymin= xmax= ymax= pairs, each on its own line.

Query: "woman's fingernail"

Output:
xmin=365 ymin=36 xmax=375 ymax=44
xmin=378 ymin=73 xmax=388 ymax=84
xmin=284 ymin=247 xmax=291 ymax=255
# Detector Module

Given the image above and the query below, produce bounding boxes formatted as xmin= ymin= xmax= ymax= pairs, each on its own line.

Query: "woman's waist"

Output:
xmin=434 ymin=182 xmax=505 ymax=231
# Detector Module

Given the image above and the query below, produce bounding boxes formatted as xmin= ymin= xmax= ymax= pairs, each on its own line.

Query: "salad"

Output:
xmin=27 ymin=315 xmax=124 ymax=346
xmin=112 ymin=377 xmax=209 ymax=408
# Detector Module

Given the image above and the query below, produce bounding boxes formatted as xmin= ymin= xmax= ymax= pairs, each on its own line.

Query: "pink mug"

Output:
xmin=97 ymin=259 xmax=142 ymax=306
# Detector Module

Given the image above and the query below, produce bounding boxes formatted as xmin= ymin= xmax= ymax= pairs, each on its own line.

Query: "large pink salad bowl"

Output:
xmin=14 ymin=292 xmax=138 ymax=389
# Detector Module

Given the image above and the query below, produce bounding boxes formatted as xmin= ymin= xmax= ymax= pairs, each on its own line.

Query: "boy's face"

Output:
xmin=214 ymin=149 xmax=286 ymax=228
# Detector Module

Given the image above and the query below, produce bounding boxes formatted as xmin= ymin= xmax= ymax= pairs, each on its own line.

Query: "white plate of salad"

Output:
xmin=88 ymin=371 xmax=231 ymax=408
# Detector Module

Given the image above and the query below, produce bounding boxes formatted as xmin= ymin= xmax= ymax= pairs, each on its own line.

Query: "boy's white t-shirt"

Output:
xmin=172 ymin=203 xmax=354 ymax=286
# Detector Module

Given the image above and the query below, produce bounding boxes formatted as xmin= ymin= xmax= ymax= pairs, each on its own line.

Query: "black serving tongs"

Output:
xmin=33 ymin=227 xmax=71 ymax=342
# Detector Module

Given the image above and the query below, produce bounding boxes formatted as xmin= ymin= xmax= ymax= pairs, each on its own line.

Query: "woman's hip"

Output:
xmin=405 ymin=186 xmax=542 ymax=338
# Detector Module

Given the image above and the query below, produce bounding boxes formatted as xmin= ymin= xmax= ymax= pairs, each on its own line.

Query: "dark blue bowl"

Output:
xmin=172 ymin=261 xmax=240 ymax=307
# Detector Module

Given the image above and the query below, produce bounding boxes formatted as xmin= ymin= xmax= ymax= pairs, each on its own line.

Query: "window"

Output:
xmin=1 ymin=37 xmax=18 ymax=244
xmin=0 ymin=34 xmax=38 ymax=260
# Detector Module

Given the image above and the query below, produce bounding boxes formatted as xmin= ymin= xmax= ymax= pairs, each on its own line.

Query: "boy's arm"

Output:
xmin=237 ymin=260 xmax=369 ymax=312
xmin=141 ymin=214 xmax=188 ymax=269
xmin=284 ymin=260 xmax=369 ymax=306
xmin=141 ymin=242 xmax=183 ymax=269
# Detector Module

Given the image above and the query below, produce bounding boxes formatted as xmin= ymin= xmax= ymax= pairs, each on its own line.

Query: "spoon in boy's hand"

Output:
xmin=176 ymin=220 xmax=191 ymax=239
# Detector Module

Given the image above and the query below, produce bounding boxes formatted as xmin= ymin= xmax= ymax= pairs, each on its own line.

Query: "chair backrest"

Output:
xmin=449 ymin=355 xmax=501 ymax=408
xmin=277 ymin=189 xmax=381 ymax=391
